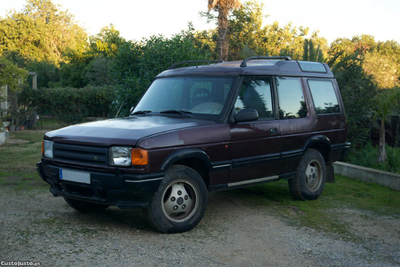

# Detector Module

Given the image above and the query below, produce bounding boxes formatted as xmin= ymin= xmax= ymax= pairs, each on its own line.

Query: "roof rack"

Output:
xmin=240 ymin=56 xmax=291 ymax=68
xmin=168 ymin=60 xmax=223 ymax=70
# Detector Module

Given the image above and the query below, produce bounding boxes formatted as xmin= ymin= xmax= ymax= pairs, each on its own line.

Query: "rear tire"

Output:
xmin=64 ymin=197 xmax=109 ymax=213
xmin=288 ymin=149 xmax=326 ymax=200
xmin=144 ymin=165 xmax=208 ymax=233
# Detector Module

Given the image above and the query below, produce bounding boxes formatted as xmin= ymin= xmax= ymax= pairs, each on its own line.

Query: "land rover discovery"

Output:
xmin=37 ymin=56 xmax=350 ymax=233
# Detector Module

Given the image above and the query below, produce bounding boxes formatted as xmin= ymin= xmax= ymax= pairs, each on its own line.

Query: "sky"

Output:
xmin=1 ymin=0 xmax=399 ymax=45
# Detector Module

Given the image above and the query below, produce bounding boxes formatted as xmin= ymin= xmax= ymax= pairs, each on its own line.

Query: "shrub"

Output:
xmin=346 ymin=142 xmax=400 ymax=174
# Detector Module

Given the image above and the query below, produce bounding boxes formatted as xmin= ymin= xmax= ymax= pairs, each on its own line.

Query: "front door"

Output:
xmin=229 ymin=76 xmax=281 ymax=186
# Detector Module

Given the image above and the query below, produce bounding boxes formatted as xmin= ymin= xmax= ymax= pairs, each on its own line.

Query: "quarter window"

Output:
xmin=234 ymin=77 xmax=274 ymax=119
xmin=308 ymin=80 xmax=340 ymax=114
xmin=276 ymin=77 xmax=307 ymax=119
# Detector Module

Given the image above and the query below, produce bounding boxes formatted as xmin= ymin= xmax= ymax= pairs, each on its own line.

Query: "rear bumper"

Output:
xmin=37 ymin=161 xmax=164 ymax=208
xmin=341 ymin=142 xmax=351 ymax=161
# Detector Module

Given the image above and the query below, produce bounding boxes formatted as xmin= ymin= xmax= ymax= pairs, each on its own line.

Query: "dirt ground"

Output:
xmin=0 ymin=186 xmax=399 ymax=267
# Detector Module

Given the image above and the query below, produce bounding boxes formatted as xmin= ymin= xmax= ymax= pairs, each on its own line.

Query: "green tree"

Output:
xmin=332 ymin=54 xmax=377 ymax=146
xmin=208 ymin=0 xmax=241 ymax=60
xmin=0 ymin=0 xmax=87 ymax=65
xmin=0 ymin=56 xmax=28 ymax=92
xmin=109 ymin=33 xmax=212 ymax=116
xmin=84 ymin=56 xmax=111 ymax=86
xmin=87 ymin=24 xmax=126 ymax=58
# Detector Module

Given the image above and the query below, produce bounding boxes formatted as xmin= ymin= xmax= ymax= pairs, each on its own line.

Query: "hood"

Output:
xmin=45 ymin=116 xmax=216 ymax=147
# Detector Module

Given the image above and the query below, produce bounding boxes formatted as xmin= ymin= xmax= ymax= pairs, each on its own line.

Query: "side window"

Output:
xmin=276 ymin=77 xmax=307 ymax=119
xmin=234 ymin=77 xmax=274 ymax=119
xmin=308 ymin=80 xmax=340 ymax=114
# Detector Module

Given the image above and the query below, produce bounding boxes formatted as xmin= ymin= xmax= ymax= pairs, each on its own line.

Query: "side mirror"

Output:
xmin=234 ymin=109 xmax=259 ymax=123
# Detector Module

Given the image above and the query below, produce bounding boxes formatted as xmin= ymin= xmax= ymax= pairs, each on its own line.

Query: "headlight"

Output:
xmin=110 ymin=147 xmax=132 ymax=166
xmin=42 ymin=140 xmax=54 ymax=159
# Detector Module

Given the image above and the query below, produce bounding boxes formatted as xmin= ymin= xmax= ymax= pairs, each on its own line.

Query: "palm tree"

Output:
xmin=208 ymin=0 xmax=241 ymax=61
xmin=375 ymin=88 xmax=400 ymax=162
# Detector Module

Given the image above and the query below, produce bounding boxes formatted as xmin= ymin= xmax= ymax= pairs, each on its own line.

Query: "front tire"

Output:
xmin=64 ymin=197 xmax=110 ymax=213
xmin=144 ymin=165 xmax=208 ymax=233
xmin=288 ymin=149 xmax=326 ymax=200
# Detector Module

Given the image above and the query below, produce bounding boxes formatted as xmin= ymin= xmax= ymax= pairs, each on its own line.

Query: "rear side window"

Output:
xmin=276 ymin=77 xmax=307 ymax=119
xmin=308 ymin=80 xmax=340 ymax=114
xmin=234 ymin=77 xmax=274 ymax=119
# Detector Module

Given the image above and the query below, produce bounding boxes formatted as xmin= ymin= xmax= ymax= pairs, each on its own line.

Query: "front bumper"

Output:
xmin=37 ymin=161 xmax=164 ymax=208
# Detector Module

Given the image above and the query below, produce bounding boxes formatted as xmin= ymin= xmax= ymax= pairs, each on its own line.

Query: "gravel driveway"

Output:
xmin=0 ymin=186 xmax=399 ymax=267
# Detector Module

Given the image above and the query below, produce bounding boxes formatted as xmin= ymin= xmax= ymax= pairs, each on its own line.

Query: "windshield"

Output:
xmin=134 ymin=77 xmax=236 ymax=119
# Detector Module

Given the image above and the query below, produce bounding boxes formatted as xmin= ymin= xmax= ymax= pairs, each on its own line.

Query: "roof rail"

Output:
xmin=240 ymin=56 xmax=291 ymax=67
xmin=168 ymin=60 xmax=223 ymax=70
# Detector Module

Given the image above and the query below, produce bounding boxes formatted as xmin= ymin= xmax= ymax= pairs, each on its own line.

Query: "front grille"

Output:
xmin=53 ymin=143 xmax=109 ymax=166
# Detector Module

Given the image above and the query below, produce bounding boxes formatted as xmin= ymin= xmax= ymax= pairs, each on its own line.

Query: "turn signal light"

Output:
xmin=131 ymin=149 xmax=149 ymax=165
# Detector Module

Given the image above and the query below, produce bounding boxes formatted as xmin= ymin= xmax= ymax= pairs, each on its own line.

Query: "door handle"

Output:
xmin=269 ymin=128 xmax=278 ymax=135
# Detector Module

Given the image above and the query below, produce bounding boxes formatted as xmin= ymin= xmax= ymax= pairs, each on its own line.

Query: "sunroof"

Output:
xmin=298 ymin=61 xmax=327 ymax=73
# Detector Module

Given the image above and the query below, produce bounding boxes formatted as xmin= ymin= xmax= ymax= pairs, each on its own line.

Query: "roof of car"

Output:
xmin=157 ymin=59 xmax=335 ymax=79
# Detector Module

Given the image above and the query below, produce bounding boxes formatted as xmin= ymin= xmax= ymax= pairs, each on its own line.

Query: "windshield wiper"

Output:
xmin=160 ymin=109 xmax=193 ymax=117
xmin=130 ymin=110 xmax=152 ymax=116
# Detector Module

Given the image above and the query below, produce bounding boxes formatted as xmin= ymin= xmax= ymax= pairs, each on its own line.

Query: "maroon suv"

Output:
xmin=37 ymin=56 xmax=350 ymax=233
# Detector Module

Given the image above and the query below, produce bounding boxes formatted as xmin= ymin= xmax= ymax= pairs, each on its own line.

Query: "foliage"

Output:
xmin=347 ymin=143 xmax=400 ymax=174
xmin=329 ymin=35 xmax=400 ymax=148
xmin=0 ymin=56 xmax=28 ymax=92
xmin=328 ymin=35 xmax=400 ymax=89
xmin=20 ymin=86 xmax=115 ymax=125
xmin=27 ymin=60 xmax=59 ymax=88
xmin=303 ymin=39 xmax=324 ymax=62
xmin=200 ymin=0 xmax=328 ymax=60
xmin=87 ymin=24 xmax=126 ymax=58
xmin=0 ymin=0 xmax=87 ymax=65
xmin=332 ymin=54 xmax=377 ymax=146
xmin=84 ymin=56 xmax=112 ymax=86
xmin=109 ymin=32 xmax=212 ymax=116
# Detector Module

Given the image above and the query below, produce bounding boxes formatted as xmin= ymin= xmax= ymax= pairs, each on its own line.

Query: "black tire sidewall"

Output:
xmin=145 ymin=165 xmax=208 ymax=233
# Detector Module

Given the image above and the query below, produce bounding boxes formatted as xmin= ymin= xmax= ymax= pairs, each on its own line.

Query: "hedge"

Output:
xmin=20 ymin=86 xmax=116 ymax=125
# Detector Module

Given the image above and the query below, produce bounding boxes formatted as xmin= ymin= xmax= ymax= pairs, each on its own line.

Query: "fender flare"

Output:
xmin=303 ymin=135 xmax=332 ymax=155
xmin=160 ymin=148 xmax=213 ymax=172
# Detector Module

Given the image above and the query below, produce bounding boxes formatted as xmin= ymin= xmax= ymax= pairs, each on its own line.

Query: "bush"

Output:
xmin=346 ymin=142 xmax=400 ymax=174
xmin=20 ymin=86 xmax=115 ymax=125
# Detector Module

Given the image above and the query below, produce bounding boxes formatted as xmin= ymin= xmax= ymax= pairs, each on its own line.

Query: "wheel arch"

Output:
xmin=303 ymin=135 xmax=331 ymax=163
xmin=160 ymin=149 xmax=212 ymax=188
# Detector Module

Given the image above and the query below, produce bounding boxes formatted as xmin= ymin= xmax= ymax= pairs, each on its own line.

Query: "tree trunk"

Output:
xmin=217 ymin=6 xmax=229 ymax=61
xmin=377 ymin=118 xmax=387 ymax=163
xmin=395 ymin=116 xmax=399 ymax=148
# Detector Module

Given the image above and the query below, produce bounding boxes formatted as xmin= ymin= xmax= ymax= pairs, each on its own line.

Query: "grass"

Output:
xmin=0 ymin=117 xmax=61 ymax=190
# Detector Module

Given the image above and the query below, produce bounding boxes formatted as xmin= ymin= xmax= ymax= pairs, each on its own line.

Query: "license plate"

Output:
xmin=59 ymin=168 xmax=91 ymax=184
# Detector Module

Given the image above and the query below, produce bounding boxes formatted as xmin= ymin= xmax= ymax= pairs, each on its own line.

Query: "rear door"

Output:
xmin=229 ymin=76 xmax=281 ymax=186
xmin=277 ymin=76 xmax=313 ymax=173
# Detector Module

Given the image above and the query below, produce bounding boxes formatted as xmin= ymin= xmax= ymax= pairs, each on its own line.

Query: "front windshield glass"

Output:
xmin=134 ymin=77 xmax=236 ymax=118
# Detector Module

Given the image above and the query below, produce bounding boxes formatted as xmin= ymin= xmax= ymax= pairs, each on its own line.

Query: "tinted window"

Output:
xmin=308 ymin=80 xmax=340 ymax=114
xmin=234 ymin=77 xmax=274 ymax=119
xmin=277 ymin=77 xmax=307 ymax=119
